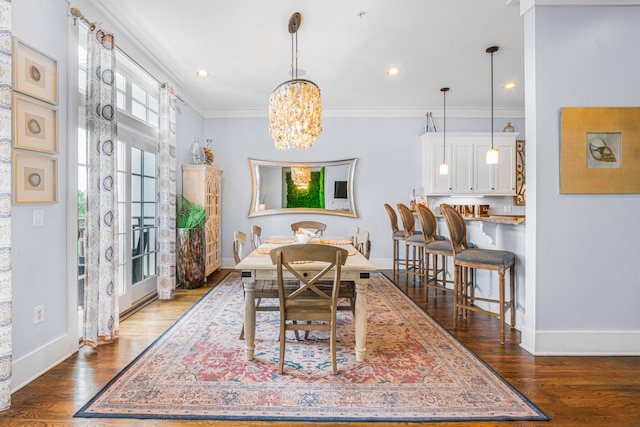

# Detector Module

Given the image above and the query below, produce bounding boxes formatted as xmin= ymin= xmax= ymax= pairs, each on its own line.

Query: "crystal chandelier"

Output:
xmin=291 ymin=167 xmax=311 ymax=189
xmin=268 ymin=12 xmax=322 ymax=151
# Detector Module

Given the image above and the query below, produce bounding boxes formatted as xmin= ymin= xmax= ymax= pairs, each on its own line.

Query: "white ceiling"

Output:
xmin=84 ymin=0 xmax=525 ymax=118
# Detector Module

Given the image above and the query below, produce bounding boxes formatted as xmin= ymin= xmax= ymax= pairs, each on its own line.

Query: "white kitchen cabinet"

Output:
xmin=421 ymin=132 xmax=519 ymax=196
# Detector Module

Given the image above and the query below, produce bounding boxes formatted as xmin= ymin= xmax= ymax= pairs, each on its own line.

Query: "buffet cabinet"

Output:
xmin=182 ymin=165 xmax=223 ymax=277
xmin=421 ymin=132 xmax=519 ymax=195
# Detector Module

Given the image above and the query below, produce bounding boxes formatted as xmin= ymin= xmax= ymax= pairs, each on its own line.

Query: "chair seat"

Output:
xmin=425 ymin=239 xmax=452 ymax=255
xmin=393 ymin=230 xmax=406 ymax=239
xmin=456 ymin=248 xmax=515 ymax=268
xmin=406 ymin=234 xmax=426 ymax=244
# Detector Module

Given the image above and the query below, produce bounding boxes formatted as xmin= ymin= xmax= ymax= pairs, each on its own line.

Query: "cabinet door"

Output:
xmin=473 ymin=141 xmax=516 ymax=195
xmin=451 ymin=143 xmax=473 ymax=193
xmin=474 ymin=143 xmax=493 ymax=193
xmin=493 ymin=141 xmax=516 ymax=194
xmin=432 ymin=142 xmax=452 ymax=194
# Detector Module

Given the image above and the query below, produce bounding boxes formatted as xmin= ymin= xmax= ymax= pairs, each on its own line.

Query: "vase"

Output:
xmin=190 ymin=137 xmax=205 ymax=164
xmin=177 ymin=227 xmax=205 ymax=289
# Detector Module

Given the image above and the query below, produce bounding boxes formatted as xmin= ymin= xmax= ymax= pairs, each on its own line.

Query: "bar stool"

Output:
xmin=440 ymin=203 xmax=516 ymax=344
xmin=415 ymin=204 xmax=454 ymax=300
xmin=383 ymin=204 xmax=406 ymax=279
xmin=396 ymin=203 xmax=424 ymax=287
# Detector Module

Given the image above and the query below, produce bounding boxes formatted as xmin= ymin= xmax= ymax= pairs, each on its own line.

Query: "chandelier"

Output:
xmin=291 ymin=167 xmax=311 ymax=189
xmin=268 ymin=12 xmax=322 ymax=151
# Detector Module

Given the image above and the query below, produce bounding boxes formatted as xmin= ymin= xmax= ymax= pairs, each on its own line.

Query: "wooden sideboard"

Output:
xmin=182 ymin=165 xmax=223 ymax=277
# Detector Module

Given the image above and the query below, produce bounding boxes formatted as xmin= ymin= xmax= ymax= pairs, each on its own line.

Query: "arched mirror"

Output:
xmin=248 ymin=158 xmax=358 ymax=218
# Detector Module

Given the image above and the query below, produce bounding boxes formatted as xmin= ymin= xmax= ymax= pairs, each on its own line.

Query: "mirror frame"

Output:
xmin=248 ymin=158 xmax=358 ymax=218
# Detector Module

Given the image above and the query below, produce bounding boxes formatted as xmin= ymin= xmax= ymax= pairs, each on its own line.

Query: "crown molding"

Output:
xmin=203 ymin=108 xmax=525 ymax=120
xmin=519 ymin=0 xmax=640 ymax=15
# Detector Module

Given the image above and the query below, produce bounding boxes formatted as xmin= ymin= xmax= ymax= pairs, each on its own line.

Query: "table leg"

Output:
xmin=242 ymin=276 xmax=256 ymax=360
xmin=354 ymin=279 xmax=368 ymax=362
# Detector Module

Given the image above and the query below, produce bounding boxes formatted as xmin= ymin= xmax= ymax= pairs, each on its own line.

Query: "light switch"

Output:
xmin=33 ymin=209 xmax=44 ymax=227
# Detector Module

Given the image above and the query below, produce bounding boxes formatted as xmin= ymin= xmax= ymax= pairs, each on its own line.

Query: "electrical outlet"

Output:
xmin=34 ymin=305 xmax=44 ymax=324
xmin=503 ymin=205 xmax=512 ymax=213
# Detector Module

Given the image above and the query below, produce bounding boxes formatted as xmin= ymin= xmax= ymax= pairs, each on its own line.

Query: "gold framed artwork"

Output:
xmin=13 ymin=151 xmax=58 ymax=204
xmin=12 ymin=92 xmax=58 ymax=154
xmin=12 ymin=37 xmax=58 ymax=105
xmin=560 ymin=107 xmax=640 ymax=194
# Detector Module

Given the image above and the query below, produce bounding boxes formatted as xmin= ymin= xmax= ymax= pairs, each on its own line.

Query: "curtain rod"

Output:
xmin=69 ymin=7 xmax=187 ymax=105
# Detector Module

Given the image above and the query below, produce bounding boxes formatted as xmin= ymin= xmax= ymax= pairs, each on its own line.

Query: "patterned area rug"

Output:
xmin=76 ymin=273 xmax=548 ymax=422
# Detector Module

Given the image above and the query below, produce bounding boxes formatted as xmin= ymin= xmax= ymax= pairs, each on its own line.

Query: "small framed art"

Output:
xmin=13 ymin=151 xmax=58 ymax=204
xmin=12 ymin=37 xmax=58 ymax=105
xmin=12 ymin=92 xmax=58 ymax=153
xmin=561 ymin=107 xmax=640 ymax=194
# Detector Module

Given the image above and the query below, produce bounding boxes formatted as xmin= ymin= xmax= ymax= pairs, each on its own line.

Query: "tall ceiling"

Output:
xmin=84 ymin=0 xmax=524 ymax=118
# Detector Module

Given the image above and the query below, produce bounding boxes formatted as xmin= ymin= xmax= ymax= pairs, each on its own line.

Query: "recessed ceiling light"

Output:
xmin=387 ymin=67 xmax=400 ymax=76
xmin=503 ymin=82 xmax=516 ymax=89
xmin=196 ymin=70 xmax=209 ymax=77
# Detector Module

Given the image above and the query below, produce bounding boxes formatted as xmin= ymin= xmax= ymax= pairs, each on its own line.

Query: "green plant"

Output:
xmin=177 ymin=195 xmax=207 ymax=229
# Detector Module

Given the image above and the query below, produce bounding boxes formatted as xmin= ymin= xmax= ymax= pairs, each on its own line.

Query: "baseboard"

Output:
xmin=11 ymin=333 xmax=78 ymax=393
xmin=526 ymin=330 xmax=640 ymax=355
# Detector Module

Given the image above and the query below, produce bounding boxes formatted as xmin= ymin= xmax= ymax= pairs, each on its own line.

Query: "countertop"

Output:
xmin=434 ymin=214 xmax=525 ymax=225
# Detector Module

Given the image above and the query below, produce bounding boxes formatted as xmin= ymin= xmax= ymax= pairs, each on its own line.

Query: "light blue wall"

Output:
xmin=11 ymin=0 xmax=72 ymax=364
xmin=524 ymin=5 xmax=640 ymax=353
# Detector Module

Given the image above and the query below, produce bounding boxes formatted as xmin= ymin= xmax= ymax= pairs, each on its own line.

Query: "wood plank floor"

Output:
xmin=1 ymin=269 xmax=639 ymax=426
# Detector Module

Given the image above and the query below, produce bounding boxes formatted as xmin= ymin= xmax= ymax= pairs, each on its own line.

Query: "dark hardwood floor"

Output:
xmin=1 ymin=269 xmax=639 ymax=426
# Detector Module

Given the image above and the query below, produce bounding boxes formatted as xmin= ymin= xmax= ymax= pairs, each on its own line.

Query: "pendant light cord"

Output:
xmin=442 ymin=90 xmax=446 ymax=164
xmin=490 ymin=50 xmax=494 ymax=150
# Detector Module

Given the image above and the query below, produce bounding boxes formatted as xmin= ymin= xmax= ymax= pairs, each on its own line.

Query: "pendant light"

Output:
xmin=439 ymin=87 xmax=450 ymax=175
xmin=485 ymin=46 xmax=500 ymax=165
xmin=268 ymin=12 xmax=323 ymax=151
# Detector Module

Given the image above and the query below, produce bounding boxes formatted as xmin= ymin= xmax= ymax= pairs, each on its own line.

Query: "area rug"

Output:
xmin=75 ymin=272 xmax=548 ymax=422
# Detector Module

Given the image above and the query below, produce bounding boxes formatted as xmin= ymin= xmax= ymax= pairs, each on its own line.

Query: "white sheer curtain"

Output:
xmin=157 ymin=84 xmax=177 ymax=299
xmin=0 ymin=0 xmax=12 ymax=411
xmin=84 ymin=25 xmax=120 ymax=346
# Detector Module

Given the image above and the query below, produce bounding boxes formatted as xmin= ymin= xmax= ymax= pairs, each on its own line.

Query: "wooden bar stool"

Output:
xmin=415 ymin=204 xmax=454 ymax=300
xmin=383 ymin=203 xmax=406 ymax=280
xmin=440 ymin=203 xmax=516 ymax=344
xmin=396 ymin=203 xmax=425 ymax=287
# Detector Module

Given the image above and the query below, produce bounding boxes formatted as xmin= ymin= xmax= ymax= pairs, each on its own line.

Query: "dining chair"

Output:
xmin=397 ymin=203 xmax=425 ymax=287
xmin=347 ymin=226 xmax=359 ymax=245
xmin=415 ymin=204 xmax=454 ymax=300
xmin=250 ymin=225 xmax=262 ymax=251
xmin=355 ymin=231 xmax=371 ymax=260
xmin=383 ymin=203 xmax=406 ymax=279
xmin=440 ymin=204 xmax=516 ymax=344
xmin=270 ymin=244 xmax=348 ymax=375
xmin=234 ymin=230 xmax=298 ymax=340
xmin=291 ymin=221 xmax=326 ymax=236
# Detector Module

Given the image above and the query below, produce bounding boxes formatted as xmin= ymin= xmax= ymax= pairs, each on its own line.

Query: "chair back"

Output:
xmin=270 ymin=244 xmax=347 ymax=297
xmin=232 ymin=231 xmax=247 ymax=265
xmin=355 ymin=231 xmax=371 ymax=259
xmin=415 ymin=204 xmax=438 ymax=241
xmin=383 ymin=203 xmax=400 ymax=234
xmin=396 ymin=203 xmax=416 ymax=238
xmin=347 ymin=226 xmax=359 ymax=245
xmin=440 ymin=204 xmax=469 ymax=256
xmin=250 ymin=225 xmax=262 ymax=250
xmin=291 ymin=221 xmax=326 ymax=236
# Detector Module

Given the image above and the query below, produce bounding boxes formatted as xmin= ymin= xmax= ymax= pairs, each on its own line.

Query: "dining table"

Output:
xmin=234 ymin=236 xmax=376 ymax=362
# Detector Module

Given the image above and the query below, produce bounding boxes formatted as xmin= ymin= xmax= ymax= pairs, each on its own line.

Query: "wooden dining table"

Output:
xmin=234 ymin=236 xmax=376 ymax=362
